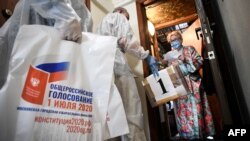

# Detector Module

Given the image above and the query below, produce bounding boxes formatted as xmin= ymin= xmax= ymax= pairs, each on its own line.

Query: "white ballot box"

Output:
xmin=142 ymin=65 xmax=190 ymax=107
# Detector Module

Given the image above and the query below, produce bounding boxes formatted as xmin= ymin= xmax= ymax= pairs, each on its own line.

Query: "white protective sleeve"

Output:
xmin=96 ymin=12 xmax=149 ymax=60
xmin=0 ymin=0 xmax=92 ymax=88
xmin=30 ymin=0 xmax=82 ymax=42
xmin=71 ymin=0 xmax=93 ymax=32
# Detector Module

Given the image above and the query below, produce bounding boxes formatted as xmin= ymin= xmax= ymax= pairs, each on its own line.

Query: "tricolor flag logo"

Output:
xmin=36 ymin=62 xmax=70 ymax=83
xmin=22 ymin=62 xmax=70 ymax=105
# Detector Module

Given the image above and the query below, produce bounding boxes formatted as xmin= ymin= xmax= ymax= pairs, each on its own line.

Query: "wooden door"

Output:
xmin=182 ymin=18 xmax=202 ymax=55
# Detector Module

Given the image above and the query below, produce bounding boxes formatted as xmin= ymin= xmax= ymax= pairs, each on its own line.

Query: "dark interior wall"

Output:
xmin=0 ymin=0 xmax=18 ymax=27
xmin=213 ymin=0 xmax=250 ymax=124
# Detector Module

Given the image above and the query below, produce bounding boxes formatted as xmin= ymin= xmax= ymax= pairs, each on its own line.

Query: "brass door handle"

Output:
xmin=2 ymin=9 xmax=13 ymax=19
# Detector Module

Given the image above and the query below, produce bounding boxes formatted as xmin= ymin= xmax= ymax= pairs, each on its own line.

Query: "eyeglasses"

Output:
xmin=170 ymin=39 xmax=179 ymax=43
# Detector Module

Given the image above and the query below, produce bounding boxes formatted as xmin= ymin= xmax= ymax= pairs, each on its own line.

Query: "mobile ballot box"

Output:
xmin=142 ymin=65 xmax=190 ymax=107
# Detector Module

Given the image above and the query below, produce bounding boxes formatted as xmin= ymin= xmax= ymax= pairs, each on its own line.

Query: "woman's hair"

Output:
xmin=166 ymin=30 xmax=183 ymax=43
xmin=113 ymin=7 xmax=130 ymax=20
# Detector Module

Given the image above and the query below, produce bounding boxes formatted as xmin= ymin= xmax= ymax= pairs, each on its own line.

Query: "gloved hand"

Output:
xmin=146 ymin=55 xmax=159 ymax=78
xmin=57 ymin=19 xmax=82 ymax=43
xmin=31 ymin=1 xmax=83 ymax=43
xmin=118 ymin=37 xmax=127 ymax=52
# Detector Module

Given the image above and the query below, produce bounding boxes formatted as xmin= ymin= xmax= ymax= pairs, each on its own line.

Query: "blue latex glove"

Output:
xmin=146 ymin=55 xmax=159 ymax=78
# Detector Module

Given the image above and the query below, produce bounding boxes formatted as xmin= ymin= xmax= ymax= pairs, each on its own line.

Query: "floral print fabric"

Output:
xmin=172 ymin=46 xmax=215 ymax=140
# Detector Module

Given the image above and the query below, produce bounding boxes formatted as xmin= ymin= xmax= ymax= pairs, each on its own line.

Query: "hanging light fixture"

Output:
xmin=147 ymin=20 xmax=155 ymax=36
xmin=147 ymin=20 xmax=156 ymax=57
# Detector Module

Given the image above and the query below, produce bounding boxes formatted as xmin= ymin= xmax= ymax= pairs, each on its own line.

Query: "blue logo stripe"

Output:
xmin=36 ymin=62 xmax=70 ymax=73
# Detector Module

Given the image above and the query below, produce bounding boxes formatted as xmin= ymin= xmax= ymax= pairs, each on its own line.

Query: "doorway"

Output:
xmin=136 ymin=0 xmax=227 ymax=140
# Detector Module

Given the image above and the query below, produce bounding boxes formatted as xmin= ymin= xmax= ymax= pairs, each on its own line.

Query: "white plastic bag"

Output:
xmin=0 ymin=25 xmax=127 ymax=141
xmin=104 ymin=78 xmax=129 ymax=140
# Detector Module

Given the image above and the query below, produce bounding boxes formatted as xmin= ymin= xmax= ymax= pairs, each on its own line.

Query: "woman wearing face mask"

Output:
xmin=165 ymin=31 xmax=215 ymax=140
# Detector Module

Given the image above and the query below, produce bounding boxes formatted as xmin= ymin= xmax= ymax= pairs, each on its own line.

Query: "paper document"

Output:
xmin=163 ymin=50 xmax=181 ymax=62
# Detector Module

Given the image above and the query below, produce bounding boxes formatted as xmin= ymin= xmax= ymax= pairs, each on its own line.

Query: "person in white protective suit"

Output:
xmin=0 ymin=0 xmax=93 ymax=89
xmin=96 ymin=7 xmax=159 ymax=141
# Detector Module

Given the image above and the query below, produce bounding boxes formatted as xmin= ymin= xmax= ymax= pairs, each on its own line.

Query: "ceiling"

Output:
xmin=144 ymin=0 xmax=198 ymax=45
xmin=145 ymin=0 xmax=197 ymax=30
